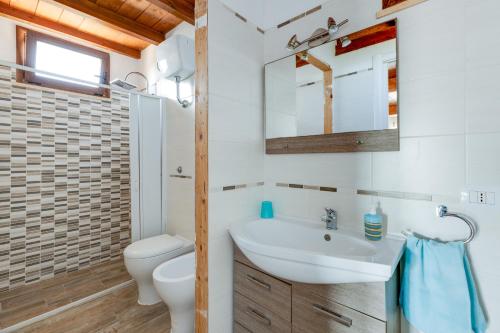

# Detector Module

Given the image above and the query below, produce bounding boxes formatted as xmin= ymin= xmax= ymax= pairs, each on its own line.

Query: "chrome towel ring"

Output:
xmin=437 ymin=205 xmax=476 ymax=244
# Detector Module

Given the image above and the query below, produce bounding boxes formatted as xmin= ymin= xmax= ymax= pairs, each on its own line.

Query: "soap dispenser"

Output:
xmin=364 ymin=204 xmax=383 ymax=241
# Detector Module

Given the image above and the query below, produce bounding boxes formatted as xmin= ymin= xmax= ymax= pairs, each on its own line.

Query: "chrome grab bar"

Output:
xmin=437 ymin=205 xmax=476 ymax=244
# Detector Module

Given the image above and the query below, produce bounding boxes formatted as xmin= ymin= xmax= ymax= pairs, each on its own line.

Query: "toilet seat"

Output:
xmin=124 ymin=234 xmax=184 ymax=259
xmin=123 ymin=234 xmax=194 ymax=305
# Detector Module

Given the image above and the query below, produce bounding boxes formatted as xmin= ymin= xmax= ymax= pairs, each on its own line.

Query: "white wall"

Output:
xmin=263 ymin=0 xmax=500 ymax=332
xmin=207 ymin=0 xmax=265 ymax=331
xmin=139 ymin=22 xmax=196 ymax=241
xmin=219 ymin=0 xmax=329 ymax=30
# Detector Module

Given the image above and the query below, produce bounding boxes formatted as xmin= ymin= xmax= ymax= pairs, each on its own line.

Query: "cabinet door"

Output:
xmin=293 ymin=285 xmax=386 ymax=333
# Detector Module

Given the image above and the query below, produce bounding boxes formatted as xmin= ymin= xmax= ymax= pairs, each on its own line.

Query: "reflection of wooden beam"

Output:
xmin=296 ymin=52 xmax=331 ymax=72
xmin=307 ymin=54 xmax=331 ymax=72
xmin=296 ymin=54 xmax=309 ymax=68
xmin=388 ymin=67 xmax=397 ymax=91
xmin=295 ymin=52 xmax=333 ymax=134
xmin=147 ymin=0 xmax=195 ymax=25
xmin=52 ymin=0 xmax=165 ymax=45
xmin=336 ymin=21 xmax=396 ymax=56
xmin=324 ymin=69 xmax=333 ymax=134
xmin=389 ymin=103 xmax=398 ymax=115
xmin=0 ymin=2 xmax=141 ymax=58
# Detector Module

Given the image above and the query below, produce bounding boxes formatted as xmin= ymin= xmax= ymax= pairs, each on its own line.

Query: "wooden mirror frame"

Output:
xmin=265 ymin=19 xmax=399 ymax=155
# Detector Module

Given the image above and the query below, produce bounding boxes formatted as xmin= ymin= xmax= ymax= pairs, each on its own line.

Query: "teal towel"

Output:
xmin=400 ymin=236 xmax=487 ymax=333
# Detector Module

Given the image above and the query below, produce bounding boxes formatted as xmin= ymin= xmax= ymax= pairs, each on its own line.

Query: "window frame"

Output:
xmin=16 ymin=26 xmax=110 ymax=98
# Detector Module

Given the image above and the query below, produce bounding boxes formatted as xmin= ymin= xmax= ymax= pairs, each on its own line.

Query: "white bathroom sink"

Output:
xmin=229 ymin=217 xmax=405 ymax=284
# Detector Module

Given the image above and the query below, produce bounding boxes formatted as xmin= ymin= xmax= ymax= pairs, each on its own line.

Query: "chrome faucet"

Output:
xmin=321 ymin=208 xmax=338 ymax=230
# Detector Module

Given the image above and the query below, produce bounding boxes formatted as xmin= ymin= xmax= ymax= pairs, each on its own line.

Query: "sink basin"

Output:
xmin=229 ymin=217 xmax=405 ymax=284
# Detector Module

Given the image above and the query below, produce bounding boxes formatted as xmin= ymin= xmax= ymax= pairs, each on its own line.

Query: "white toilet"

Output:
xmin=153 ymin=252 xmax=195 ymax=333
xmin=124 ymin=234 xmax=194 ymax=305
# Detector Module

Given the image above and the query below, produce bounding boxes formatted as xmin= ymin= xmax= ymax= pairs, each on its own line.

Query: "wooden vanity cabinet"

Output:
xmin=233 ymin=246 xmax=400 ymax=333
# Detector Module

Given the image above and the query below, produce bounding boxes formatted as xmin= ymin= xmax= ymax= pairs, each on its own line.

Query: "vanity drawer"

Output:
xmin=294 ymin=281 xmax=387 ymax=321
xmin=292 ymin=285 xmax=386 ymax=333
xmin=234 ymin=322 xmax=252 ymax=333
xmin=235 ymin=292 xmax=291 ymax=333
xmin=234 ymin=261 xmax=291 ymax=321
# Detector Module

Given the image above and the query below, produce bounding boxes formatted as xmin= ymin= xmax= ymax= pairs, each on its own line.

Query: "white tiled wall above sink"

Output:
xmin=207 ymin=0 xmax=500 ymax=331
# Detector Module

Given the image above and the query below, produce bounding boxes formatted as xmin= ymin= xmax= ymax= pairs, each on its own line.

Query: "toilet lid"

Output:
xmin=124 ymin=234 xmax=184 ymax=259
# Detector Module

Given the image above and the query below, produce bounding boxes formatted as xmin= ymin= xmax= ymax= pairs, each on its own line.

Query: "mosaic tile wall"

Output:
xmin=0 ymin=65 xmax=131 ymax=291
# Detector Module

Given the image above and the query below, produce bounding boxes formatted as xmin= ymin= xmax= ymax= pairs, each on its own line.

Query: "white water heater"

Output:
xmin=157 ymin=35 xmax=195 ymax=80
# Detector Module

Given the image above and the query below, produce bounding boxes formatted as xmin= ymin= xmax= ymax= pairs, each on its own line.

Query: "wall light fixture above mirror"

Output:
xmin=265 ymin=19 xmax=399 ymax=154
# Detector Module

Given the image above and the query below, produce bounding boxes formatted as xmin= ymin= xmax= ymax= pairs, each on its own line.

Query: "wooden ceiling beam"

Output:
xmin=0 ymin=2 xmax=141 ymax=59
xmin=51 ymin=0 xmax=165 ymax=45
xmin=146 ymin=0 xmax=195 ymax=25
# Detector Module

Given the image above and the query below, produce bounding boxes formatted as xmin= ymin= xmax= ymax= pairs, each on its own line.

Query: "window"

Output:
xmin=16 ymin=27 xmax=110 ymax=97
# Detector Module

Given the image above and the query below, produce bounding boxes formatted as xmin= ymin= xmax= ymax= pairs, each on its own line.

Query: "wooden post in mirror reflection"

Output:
xmin=265 ymin=19 xmax=399 ymax=154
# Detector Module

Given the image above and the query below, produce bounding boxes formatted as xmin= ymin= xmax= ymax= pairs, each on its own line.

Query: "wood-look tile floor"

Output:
xmin=17 ymin=283 xmax=171 ymax=333
xmin=0 ymin=259 xmax=132 ymax=329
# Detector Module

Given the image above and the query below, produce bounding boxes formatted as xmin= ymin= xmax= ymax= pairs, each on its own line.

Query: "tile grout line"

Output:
xmin=0 ymin=280 xmax=135 ymax=333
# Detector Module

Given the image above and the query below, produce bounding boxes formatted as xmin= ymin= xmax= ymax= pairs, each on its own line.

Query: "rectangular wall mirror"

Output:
xmin=265 ymin=19 xmax=399 ymax=154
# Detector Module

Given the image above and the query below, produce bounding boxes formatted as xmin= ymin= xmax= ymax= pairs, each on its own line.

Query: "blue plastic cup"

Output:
xmin=260 ymin=201 xmax=274 ymax=219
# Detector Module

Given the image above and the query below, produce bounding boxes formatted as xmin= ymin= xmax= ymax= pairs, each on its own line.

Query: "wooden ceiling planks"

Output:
xmin=117 ymin=0 xmax=152 ymax=20
xmin=136 ymin=3 xmax=167 ymax=27
xmin=35 ymin=1 xmax=63 ymax=21
xmin=146 ymin=0 xmax=194 ymax=24
xmin=153 ymin=11 xmax=181 ymax=32
xmin=57 ymin=9 xmax=84 ymax=29
xmin=10 ymin=0 xmax=39 ymax=14
xmin=94 ymin=0 xmax=128 ymax=12
xmin=51 ymin=0 xmax=165 ymax=44
xmin=0 ymin=0 xmax=195 ymax=59
xmin=0 ymin=1 xmax=141 ymax=58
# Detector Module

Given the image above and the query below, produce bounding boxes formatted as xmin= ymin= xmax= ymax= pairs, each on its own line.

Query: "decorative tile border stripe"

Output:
xmin=274 ymin=182 xmax=432 ymax=201
xmin=234 ymin=12 xmax=247 ymax=23
xmin=169 ymin=174 xmax=192 ymax=179
xmin=357 ymin=190 xmax=432 ymax=201
xmin=276 ymin=5 xmax=322 ymax=29
xmin=210 ymin=181 xmax=264 ymax=193
xmin=276 ymin=183 xmax=337 ymax=193
xmin=220 ymin=3 xmax=266 ymax=34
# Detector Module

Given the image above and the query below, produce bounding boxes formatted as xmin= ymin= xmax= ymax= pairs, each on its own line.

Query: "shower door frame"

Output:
xmin=129 ymin=93 xmax=168 ymax=242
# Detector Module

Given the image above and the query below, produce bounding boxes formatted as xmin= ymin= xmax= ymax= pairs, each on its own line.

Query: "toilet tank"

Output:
xmin=156 ymin=35 xmax=195 ymax=81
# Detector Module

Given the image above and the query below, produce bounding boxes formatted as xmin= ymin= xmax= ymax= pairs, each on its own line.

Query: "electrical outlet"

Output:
xmin=478 ymin=192 xmax=488 ymax=204
xmin=469 ymin=190 xmax=496 ymax=205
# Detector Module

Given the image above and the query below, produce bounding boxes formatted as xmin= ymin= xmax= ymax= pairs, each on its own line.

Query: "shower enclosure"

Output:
xmin=129 ymin=94 xmax=167 ymax=241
